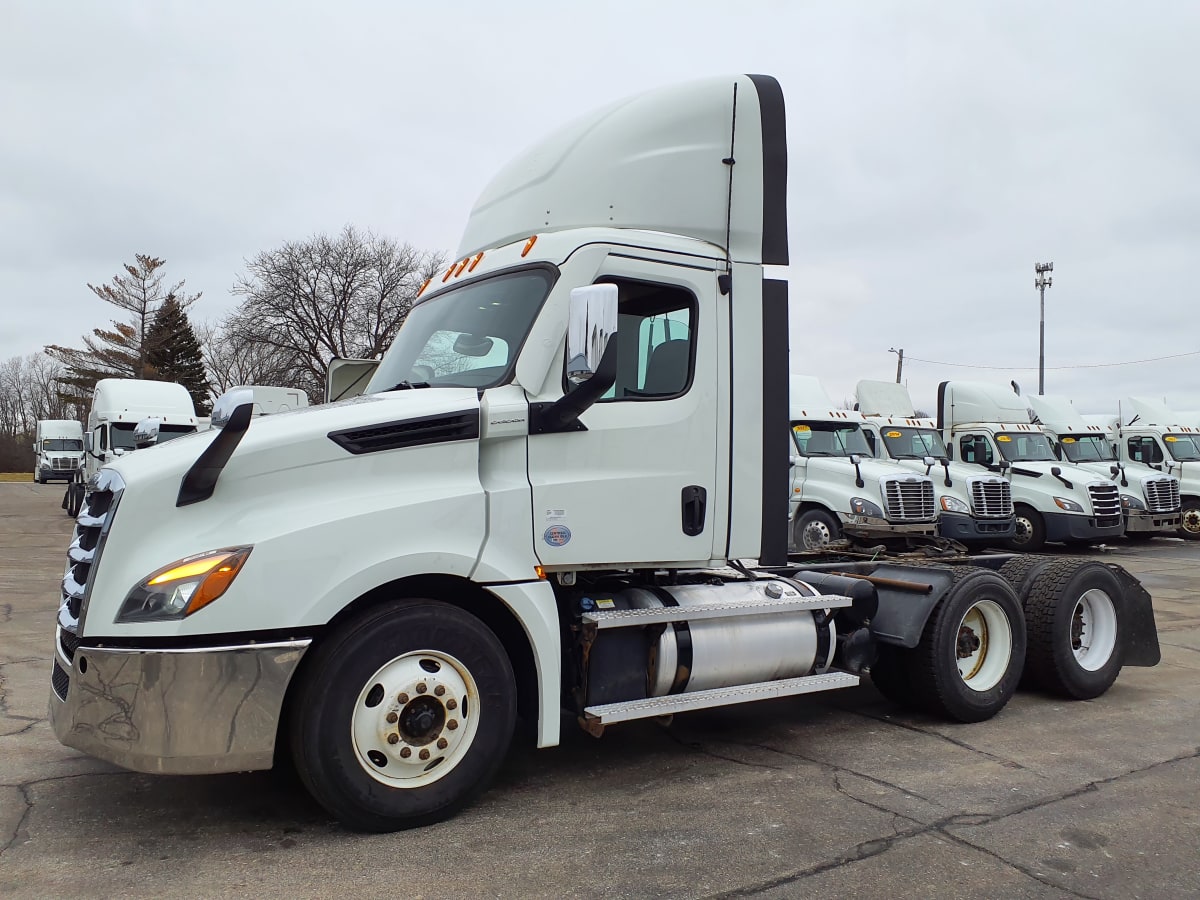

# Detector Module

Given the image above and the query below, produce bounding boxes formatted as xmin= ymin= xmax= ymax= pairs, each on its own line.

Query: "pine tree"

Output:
xmin=145 ymin=295 xmax=212 ymax=415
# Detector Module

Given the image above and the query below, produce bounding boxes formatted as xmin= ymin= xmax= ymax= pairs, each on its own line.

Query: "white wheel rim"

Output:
xmin=1071 ymin=589 xmax=1118 ymax=671
xmin=955 ymin=599 xmax=1012 ymax=691
xmin=351 ymin=650 xmax=480 ymax=788
xmin=1012 ymin=516 xmax=1034 ymax=546
xmin=801 ymin=519 xmax=833 ymax=549
xmin=1182 ymin=509 xmax=1200 ymax=535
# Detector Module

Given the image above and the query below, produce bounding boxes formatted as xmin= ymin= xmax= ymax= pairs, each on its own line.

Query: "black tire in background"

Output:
xmin=793 ymin=508 xmax=840 ymax=551
xmin=1004 ymin=505 xmax=1047 ymax=552
xmin=289 ymin=599 xmax=517 ymax=832
xmin=1023 ymin=560 xmax=1125 ymax=700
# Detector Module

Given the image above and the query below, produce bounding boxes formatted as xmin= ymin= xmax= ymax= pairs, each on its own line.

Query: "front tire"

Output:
xmin=1004 ymin=505 xmax=1046 ymax=552
xmin=793 ymin=508 xmax=840 ymax=551
xmin=1178 ymin=498 xmax=1200 ymax=541
xmin=1023 ymin=560 xmax=1124 ymax=699
xmin=289 ymin=599 xmax=517 ymax=832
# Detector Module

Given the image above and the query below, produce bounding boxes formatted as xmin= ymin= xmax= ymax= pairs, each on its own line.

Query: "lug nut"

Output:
xmin=437 ymin=738 xmax=448 ymax=750
xmin=386 ymin=734 xmax=399 ymax=745
xmin=447 ymin=719 xmax=458 ymax=731
xmin=416 ymin=682 xmax=427 ymax=694
xmin=434 ymin=685 xmax=446 ymax=696
xmin=397 ymin=693 xmax=409 ymax=704
xmin=385 ymin=711 xmax=398 ymax=724
xmin=419 ymin=749 xmax=430 ymax=760
xmin=400 ymin=747 xmax=411 ymax=758
xmin=446 ymin=699 xmax=457 ymax=710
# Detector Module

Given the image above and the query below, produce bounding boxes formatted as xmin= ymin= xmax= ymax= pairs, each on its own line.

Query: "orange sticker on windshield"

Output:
xmin=794 ymin=425 xmax=811 ymax=433
xmin=1061 ymin=437 xmax=1076 ymax=443
xmin=1165 ymin=436 xmax=1178 ymax=442
xmin=996 ymin=435 xmax=1012 ymax=442
xmin=886 ymin=430 xmax=902 ymax=438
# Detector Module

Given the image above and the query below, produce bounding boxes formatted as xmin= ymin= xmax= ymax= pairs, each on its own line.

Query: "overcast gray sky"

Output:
xmin=3 ymin=1 xmax=1198 ymax=415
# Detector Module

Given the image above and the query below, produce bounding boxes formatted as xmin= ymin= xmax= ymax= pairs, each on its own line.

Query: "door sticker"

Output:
xmin=544 ymin=524 xmax=572 ymax=547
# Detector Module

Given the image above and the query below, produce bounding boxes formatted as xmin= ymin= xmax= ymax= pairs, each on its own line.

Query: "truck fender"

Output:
xmin=1107 ymin=564 xmax=1161 ymax=667
xmin=864 ymin=564 xmax=958 ymax=649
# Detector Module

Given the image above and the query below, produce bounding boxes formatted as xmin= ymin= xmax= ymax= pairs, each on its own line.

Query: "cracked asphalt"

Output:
xmin=2 ymin=481 xmax=1198 ymax=898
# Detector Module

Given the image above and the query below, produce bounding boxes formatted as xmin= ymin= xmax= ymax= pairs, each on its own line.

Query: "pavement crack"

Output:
xmin=0 ymin=784 xmax=33 ymax=858
xmin=937 ymin=829 xmax=1101 ymax=900
xmin=663 ymin=731 xmax=786 ymax=771
xmin=843 ymin=707 xmax=1033 ymax=772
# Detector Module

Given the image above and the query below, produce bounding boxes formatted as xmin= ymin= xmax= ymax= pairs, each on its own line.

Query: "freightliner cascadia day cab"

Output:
xmin=855 ymin=380 xmax=1015 ymax=544
xmin=82 ymin=378 xmax=200 ymax=482
xmin=938 ymin=381 xmax=1125 ymax=551
xmin=788 ymin=375 xmax=938 ymax=551
xmin=1027 ymin=394 xmax=1181 ymax=540
xmin=33 ymin=419 xmax=85 ymax=484
xmin=51 ymin=75 xmax=1161 ymax=831
xmin=1108 ymin=397 xmax=1200 ymax=540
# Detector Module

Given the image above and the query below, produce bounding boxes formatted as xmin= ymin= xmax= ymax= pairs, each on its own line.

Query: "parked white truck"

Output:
xmin=1106 ymin=397 xmax=1200 ymax=540
xmin=856 ymin=380 xmax=1015 ymax=545
xmin=82 ymin=378 xmax=200 ymax=480
xmin=1027 ymin=394 xmax=1181 ymax=540
xmin=938 ymin=381 xmax=1125 ymax=550
xmin=33 ymin=420 xmax=84 ymax=484
xmin=51 ymin=75 xmax=1160 ymax=831
xmin=788 ymin=375 xmax=938 ymax=550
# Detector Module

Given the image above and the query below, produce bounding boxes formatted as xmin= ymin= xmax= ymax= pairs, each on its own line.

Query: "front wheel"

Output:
xmin=793 ymin=508 xmax=840 ymax=551
xmin=289 ymin=600 xmax=517 ymax=832
xmin=1178 ymin=499 xmax=1200 ymax=541
xmin=1004 ymin=505 xmax=1046 ymax=552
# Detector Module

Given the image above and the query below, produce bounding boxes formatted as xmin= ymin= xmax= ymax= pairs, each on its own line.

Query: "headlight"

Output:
xmin=940 ymin=495 xmax=970 ymax=514
xmin=1053 ymin=497 xmax=1085 ymax=513
xmin=1121 ymin=494 xmax=1146 ymax=510
xmin=116 ymin=547 xmax=252 ymax=623
xmin=850 ymin=497 xmax=883 ymax=518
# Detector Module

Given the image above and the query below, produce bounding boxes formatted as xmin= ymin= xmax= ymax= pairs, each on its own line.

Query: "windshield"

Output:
xmin=880 ymin=427 xmax=946 ymax=460
xmin=995 ymin=431 xmax=1056 ymax=462
xmin=42 ymin=439 xmax=82 ymax=452
xmin=1165 ymin=434 xmax=1200 ymax=461
xmin=792 ymin=421 xmax=873 ymax=458
xmin=1058 ymin=434 xmax=1111 ymax=463
xmin=366 ymin=268 xmax=556 ymax=394
xmin=111 ymin=423 xmax=195 ymax=449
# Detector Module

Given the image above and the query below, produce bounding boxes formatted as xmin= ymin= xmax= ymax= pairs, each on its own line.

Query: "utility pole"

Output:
xmin=1035 ymin=262 xmax=1053 ymax=395
xmin=889 ymin=347 xmax=904 ymax=383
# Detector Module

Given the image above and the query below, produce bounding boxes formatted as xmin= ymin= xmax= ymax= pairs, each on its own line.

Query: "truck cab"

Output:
xmin=788 ymin=375 xmax=937 ymax=551
xmin=856 ymin=380 xmax=1014 ymax=544
xmin=939 ymin=381 xmax=1124 ymax=550
xmin=83 ymin=379 xmax=200 ymax=481
xmin=33 ymin=420 xmax=84 ymax=484
xmin=1028 ymin=394 xmax=1180 ymax=540
xmin=1110 ymin=397 xmax=1200 ymax=540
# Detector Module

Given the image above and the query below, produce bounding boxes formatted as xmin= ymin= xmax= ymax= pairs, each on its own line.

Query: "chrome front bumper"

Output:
xmin=50 ymin=628 xmax=310 ymax=774
xmin=1124 ymin=509 xmax=1182 ymax=533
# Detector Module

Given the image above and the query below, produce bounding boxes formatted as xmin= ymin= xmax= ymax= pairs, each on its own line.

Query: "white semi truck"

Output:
xmin=855 ymin=380 xmax=1015 ymax=545
xmin=788 ymin=375 xmax=938 ymax=550
xmin=82 ymin=378 xmax=200 ymax=481
xmin=51 ymin=75 xmax=1160 ymax=831
xmin=938 ymin=381 xmax=1125 ymax=550
xmin=1106 ymin=397 xmax=1200 ymax=540
xmin=1027 ymin=394 xmax=1181 ymax=540
xmin=33 ymin=420 xmax=84 ymax=484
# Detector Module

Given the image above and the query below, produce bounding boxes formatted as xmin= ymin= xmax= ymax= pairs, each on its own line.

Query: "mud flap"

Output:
xmin=1109 ymin=564 xmax=1161 ymax=667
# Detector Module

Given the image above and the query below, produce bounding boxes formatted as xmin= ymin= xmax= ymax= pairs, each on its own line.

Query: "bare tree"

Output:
xmin=196 ymin=319 xmax=300 ymax=397
xmin=229 ymin=226 xmax=445 ymax=398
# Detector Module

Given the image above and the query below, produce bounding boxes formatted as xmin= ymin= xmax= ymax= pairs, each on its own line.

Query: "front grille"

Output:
xmin=59 ymin=628 xmax=80 ymax=662
xmin=1144 ymin=477 xmax=1181 ymax=513
xmin=60 ymin=471 xmax=123 ymax=622
xmin=882 ymin=477 xmax=936 ymax=521
xmin=51 ymin=660 xmax=70 ymax=700
xmin=969 ymin=478 xmax=1014 ymax=518
xmin=1087 ymin=483 xmax=1122 ymax=522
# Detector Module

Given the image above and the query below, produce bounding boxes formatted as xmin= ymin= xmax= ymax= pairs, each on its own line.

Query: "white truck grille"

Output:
xmin=882 ymin=477 xmax=936 ymax=521
xmin=968 ymin=478 xmax=1013 ymax=518
xmin=1143 ymin=477 xmax=1180 ymax=513
xmin=1087 ymin=483 xmax=1122 ymax=525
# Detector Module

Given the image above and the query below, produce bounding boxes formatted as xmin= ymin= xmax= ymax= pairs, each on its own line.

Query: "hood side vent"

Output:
xmin=329 ymin=412 xmax=480 ymax=455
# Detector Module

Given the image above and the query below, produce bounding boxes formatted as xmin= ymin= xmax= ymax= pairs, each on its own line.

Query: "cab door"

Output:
xmin=526 ymin=256 xmax=720 ymax=568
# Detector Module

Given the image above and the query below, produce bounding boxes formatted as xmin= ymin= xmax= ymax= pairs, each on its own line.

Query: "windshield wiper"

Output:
xmin=384 ymin=380 xmax=431 ymax=391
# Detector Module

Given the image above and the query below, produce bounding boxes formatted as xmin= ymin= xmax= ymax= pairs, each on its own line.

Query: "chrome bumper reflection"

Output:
xmin=50 ymin=632 xmax=310 ymax=775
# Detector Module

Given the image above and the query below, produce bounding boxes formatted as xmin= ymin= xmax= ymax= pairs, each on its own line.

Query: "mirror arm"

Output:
xmin=528 ymin=340 xmax=618 ymax=435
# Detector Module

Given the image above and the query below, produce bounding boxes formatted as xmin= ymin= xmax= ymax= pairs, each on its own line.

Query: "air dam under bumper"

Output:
xmin=1123 ymin=509 xmax=1182 ymax=533
xmin=838 ymin=515 xmax=937 ymax=540
xmin=50 ymin=633 xmax=310 ymax=774
xmin=937 ymin=511 xmax=1016 ymax=542
xmin=1042 ymin=511 xmax=1125 ymax=543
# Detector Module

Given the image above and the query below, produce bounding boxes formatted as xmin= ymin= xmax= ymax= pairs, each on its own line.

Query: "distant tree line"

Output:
xmin=0 ymin=227 xmax=445 ymax=472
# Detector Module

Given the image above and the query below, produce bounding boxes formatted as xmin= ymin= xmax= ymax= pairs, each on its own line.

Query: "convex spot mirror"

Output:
xmin=566 ymin=284 xmax=618 ymax=384
xmin=211 ymin=387 xmax=255 ymax=428
xmin=452 ymin=333 xmax=494 ymax=358
xmin=133 ymin=418 xmax=161 ymax=448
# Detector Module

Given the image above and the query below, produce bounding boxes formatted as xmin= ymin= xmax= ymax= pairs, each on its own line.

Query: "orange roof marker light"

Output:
xmin=441 ymin=264 xmax=456 ymax=283
xmin=454 ymin=258 xmax=470 ymax=277
xmin=467 ymin=252 xmax=485 ymax=272
xmin=521 ymin=235 xmax=538 ymax=257
xmin=416 ymin=278 xmax=431 ymax=298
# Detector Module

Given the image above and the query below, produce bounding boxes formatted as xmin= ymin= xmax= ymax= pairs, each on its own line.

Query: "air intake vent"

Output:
xmin=329 ymin=412 xmax=480 ymax=455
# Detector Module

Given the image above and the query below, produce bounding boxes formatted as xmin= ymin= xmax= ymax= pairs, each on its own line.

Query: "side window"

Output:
xmin=593 ymin=279 xmax=695 ymax=401
xmin=959 ymin=434 xmax=993 ymax=465
xmin=1128 ymin=437 xmax=1161 ymax=464
xmin=96 ymin=427 xmax=107 ymax=451
xmin=863 ymin=430 xmax=877 ymax=456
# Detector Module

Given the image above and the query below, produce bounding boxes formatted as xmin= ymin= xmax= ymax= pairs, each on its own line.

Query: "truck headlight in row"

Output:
xmin=939 ymin=495 xmax=970 ymax=514
xmin=1053 ymin=497 xmax=1085 ymax=513
xmin=849 ymin=497 xmax=883 ymax=518
xmin=1121 ymin=494 xmax=1146 ymax=510
xmin=116 ymin=547 xmax=253 ymax=623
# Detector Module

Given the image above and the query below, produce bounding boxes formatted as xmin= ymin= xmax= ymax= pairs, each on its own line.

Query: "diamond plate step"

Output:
xmin=583 ymin=671 xmax=861 ymax=725
xmin=580 ymin=594 xmax=852 ymax=630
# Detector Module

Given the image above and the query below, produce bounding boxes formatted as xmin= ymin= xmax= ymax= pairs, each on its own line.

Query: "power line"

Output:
xmin=903 ymin=349 xmax=1200 ymax=371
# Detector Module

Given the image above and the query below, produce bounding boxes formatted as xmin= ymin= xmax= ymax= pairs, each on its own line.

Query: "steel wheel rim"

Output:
xmin=955 ymin=599 xmax=1011 ymax=691
xmin=351 ymin=650 xmax=480 ymax=788
xmin=1011 ymin=515 xmax=1034 ymax=546
xmin=1182 ymin=509 xmax=1200 ymax=535
xmin=801 ymin=519 xmax=833 ymax=549
xmin=1071 ymin=589 xmax=1118 ymax=671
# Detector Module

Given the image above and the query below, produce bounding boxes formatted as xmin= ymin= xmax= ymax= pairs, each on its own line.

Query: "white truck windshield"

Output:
xmin=367 ymin=268 xmax=555 ymax=393
xmin=880 ymin=427 xmax=946 ymax=460
xmin=42 ymin=439 xmax=83 ymax=451
xmin=995 ymin=431 xmax=1056 ymax=462
xmin=792 ymin=422 xmax=873 ymax=458
xmin=1058 ymin=434 xmax=1111 ymax=463
xmin=1165 ymin=434 xmax=1200 ymax=461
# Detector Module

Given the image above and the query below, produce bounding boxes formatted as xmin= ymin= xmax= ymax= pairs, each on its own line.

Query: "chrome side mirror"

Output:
xmin=133 ymin=418 xmax=161 ymax=449
xmin=566 ymin=284 xmax=618 ymax=384
xmin=212 ymin=387 xmax=255 ymax=428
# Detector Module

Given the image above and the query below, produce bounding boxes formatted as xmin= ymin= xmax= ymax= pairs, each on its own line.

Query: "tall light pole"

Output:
xmin=1035 ymin=262 xmax=1053 ymax=395
xmin=889 ymin=347 xmax=904 ymax=383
